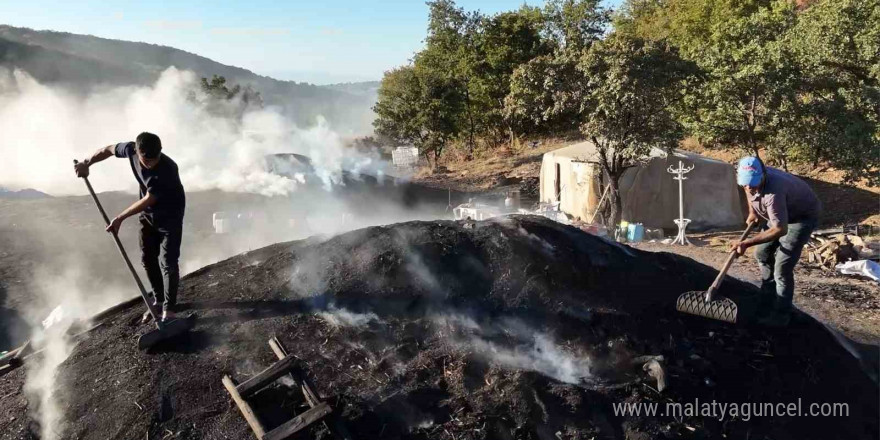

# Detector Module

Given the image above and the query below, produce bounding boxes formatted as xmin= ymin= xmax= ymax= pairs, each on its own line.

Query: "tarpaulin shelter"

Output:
xmin=539 ymin=141 xmax=746 ymax=231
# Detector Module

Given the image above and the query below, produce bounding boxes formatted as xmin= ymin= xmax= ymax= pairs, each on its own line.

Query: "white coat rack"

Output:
xmin=667 ymin=160 xmax=695 ymax=245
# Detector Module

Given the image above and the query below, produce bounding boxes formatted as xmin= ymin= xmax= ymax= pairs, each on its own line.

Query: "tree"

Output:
xmin=778 ymin=0 xmax=880 ymax=184
xmin=543 ymin=0 xmax=610 ymax=54
xmin=420 ymin=0 xmax=484 ymax=159
xmin=372 ymin=65 xmax=464 ymax=167
xmin=577 ymin=33 xmax=695 ymax=226
xmin=189 ymin=75 xmax=263 ymax=121
xmin=676 ymin=1 xmax=799 ymax=159
xmin=504 ymin=53 xmax=585 ymax=134
xmin=503 ymin=0 xmax=609 ymax=137
xmin=475 ymin=7 xmax=552 ymax=144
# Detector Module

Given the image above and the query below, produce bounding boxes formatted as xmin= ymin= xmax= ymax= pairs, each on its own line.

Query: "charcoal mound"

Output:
xmin=1 ymin=215 xmax=877 ymax=439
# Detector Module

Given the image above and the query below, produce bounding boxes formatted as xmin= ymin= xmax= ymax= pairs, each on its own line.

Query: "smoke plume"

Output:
xmin=432 ymin=314 xmax=592 ymax=385
xmin=0 ymin=67 xmax=381 ymax=196
xmin=23 ymin=265 xmax=131 ymax=440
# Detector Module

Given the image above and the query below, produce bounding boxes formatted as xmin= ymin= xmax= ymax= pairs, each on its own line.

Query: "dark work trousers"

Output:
xmin=752 ymin=219 xmax=817 ymax=312
xmin=139 ymin=217 xmax=183 ymax=312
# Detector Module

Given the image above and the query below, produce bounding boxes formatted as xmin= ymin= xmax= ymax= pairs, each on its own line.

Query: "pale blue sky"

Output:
xmin=0 ymin=0 xmax=623 ymax=84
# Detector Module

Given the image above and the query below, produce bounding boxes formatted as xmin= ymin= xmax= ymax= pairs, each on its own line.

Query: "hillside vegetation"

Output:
xmin=0 ymin=25 xmax=376 ymax=131
xmin=374 ymin=0 xmax=879 ymax=225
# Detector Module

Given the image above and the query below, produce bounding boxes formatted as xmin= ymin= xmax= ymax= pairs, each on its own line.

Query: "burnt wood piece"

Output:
xmin=268 ymin=337 xmax=355 ymax=440
xmin=262 ymin=402 xmax=332 ymax=440
xmin=223 ymin=375 xmax=267 ymax=439
xmin=236 ymin=354 xmax=299 ymax=398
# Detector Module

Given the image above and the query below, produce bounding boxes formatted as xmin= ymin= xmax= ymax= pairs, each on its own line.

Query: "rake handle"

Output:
xmin=74 ymin=160 xmax=162 ymax=327
xmin=705 ymin=221 xmax=757 ymax=302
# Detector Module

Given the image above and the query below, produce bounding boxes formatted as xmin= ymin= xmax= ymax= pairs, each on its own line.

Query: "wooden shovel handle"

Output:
xmin=705 ymin=222 xmax=757 ymax=301
xmin=74 ymin=160 xmax=162 ymax=326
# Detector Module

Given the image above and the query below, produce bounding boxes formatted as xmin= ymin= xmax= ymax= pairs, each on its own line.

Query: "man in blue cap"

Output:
xmin=729 ymin=156 xmax=821 ymax=326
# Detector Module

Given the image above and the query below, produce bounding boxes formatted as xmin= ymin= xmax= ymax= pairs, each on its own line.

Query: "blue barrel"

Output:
xmin=627 ymin=223 xmax=645 ymax=242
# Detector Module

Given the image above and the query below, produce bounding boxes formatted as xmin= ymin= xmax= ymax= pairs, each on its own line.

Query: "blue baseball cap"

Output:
xmin=736 ymin=156 xmax=764 ymax=187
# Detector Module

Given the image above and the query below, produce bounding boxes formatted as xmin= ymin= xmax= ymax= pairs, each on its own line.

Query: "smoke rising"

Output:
xmin=0 ymin=66 xmax=446 ymax=440
xmin=23 ymin=265 xmax=131 ymax=440
xmin=0 ymin=66 xmax=380 ymax=196
xmin=432 ymin=314 xmax=592 ymax=385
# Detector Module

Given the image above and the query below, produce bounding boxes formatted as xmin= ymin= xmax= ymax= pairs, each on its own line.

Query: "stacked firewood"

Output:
xmin=807 ymin=234 xmax=862 ymax=269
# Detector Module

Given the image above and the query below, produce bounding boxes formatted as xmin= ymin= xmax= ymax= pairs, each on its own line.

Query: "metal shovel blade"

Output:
xmin=137 ymin=315 xmax=196 ymax=350
xmin=676 ymin=290 xmax=738 ymax=323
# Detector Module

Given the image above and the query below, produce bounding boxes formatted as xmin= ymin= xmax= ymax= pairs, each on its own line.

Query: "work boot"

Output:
xmin=141 ymin=309 xmax=154 ymax=324
xmin=161 ymin=307 xmax=177 ymax=322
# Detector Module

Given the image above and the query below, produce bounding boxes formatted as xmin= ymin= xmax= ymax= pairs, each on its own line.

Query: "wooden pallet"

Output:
xmin=223 ymin=337 xmax=354 ymax=440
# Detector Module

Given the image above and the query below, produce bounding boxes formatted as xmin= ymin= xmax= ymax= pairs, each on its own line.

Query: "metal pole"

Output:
xmin=678 ymin=161 xmax=684 ymax=227
xmin=667 ymin=160 xmax=694 ymax=246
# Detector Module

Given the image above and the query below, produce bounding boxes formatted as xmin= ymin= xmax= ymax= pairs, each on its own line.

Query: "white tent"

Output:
xmin=539 ymin=141 xmax=746 ymax=231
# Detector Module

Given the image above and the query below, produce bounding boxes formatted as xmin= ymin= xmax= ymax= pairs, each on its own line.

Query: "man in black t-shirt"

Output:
xmin=74 ymin=132 xmax=186 ymax=322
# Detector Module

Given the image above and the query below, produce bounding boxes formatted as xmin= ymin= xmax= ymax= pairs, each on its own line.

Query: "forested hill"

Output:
xmin=0 ymin=25 xmax=377 ymax=132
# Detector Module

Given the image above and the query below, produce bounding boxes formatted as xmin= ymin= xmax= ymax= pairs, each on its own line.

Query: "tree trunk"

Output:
xmin=607 ymin=177 xmax=623 ymax=229
xmin=464 ymin=86 xmax=476 ymax=161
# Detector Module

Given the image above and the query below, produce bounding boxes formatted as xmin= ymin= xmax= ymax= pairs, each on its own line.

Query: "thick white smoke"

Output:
xmin=0 ymin=66 xmax=408 ymax=440
xmin=0 ymin=67 xmax=381 ymax=196
xmin=23 ymin=265 xmax=131 ymax=440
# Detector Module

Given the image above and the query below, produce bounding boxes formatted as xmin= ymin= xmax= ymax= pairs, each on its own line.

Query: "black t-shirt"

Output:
xmin=115 ymin=142 xmax=186 ymax=225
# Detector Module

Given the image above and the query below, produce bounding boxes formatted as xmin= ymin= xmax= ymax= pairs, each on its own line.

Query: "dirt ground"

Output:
xmin=412 ymin=140 xmax=880 ymax=346
xmin=413 ymin=139 xmax=572 ymax=201
xmin=632 ymin=237 xmax=880 ymax=345
xmin=1 ymin=216 xmax=877 ymax=440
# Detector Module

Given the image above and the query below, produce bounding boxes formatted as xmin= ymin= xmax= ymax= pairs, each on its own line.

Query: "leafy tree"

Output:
xmin=778 ymin=0 xmax=880 ymax=184
xmin=475 ymin=7 xmax=552 ymax=144
xmin=201 ymin=75 xmax=241 ymax=100
xmin=676 ymin=1 xmax=798 ymax=158
xmin=504 ymin=0 xmax=609 ymax=137
xmin=504 ymin=53 xmax=585 ymax=134
xmin=543 ymin=0 xmax=610 ymax=54
xmin=372 ymin=65 xmax=464 ymax=166
xmin=577 ymin=33 xmax=695 ymax=226
xmin=420 ymin=0 xmax=484 ymax=159
xmin=189 ymin=75 xmax=263 ymax=120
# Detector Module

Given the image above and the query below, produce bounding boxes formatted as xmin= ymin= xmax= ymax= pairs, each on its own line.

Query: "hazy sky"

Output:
xmin=0 ymin=0 xmax=623 ymax=84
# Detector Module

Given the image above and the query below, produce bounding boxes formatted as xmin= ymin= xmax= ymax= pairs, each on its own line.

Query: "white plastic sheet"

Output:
xmin=835 ymin=260 xmax=880 ymax=283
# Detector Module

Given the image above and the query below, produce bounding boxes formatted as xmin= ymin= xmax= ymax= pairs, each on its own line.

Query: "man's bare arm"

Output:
xmin=731 ymin=223 xmax=787 ymax=255
xmin=743 ymin=224 xmax=788 ymax=247
xmin=106 ymin=192 xmax=157 ymax=234
xmin=74 ymin=145 xmax=115 ymax=178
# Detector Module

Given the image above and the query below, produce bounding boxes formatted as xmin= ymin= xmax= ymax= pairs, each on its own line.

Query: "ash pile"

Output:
xmin=1 ymin=215 xmax=877 ymax=440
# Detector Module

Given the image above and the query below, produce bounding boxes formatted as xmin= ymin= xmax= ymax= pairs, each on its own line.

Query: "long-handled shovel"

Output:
xmin=676 ymin=222 xmax=757 ymax=323
xmin=75 ymin=160 xmax=194 ymax=350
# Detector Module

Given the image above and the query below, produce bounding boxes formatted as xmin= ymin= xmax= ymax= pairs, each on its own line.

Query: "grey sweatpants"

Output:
xmin=753 ymin=219 xmax=817 ymax=311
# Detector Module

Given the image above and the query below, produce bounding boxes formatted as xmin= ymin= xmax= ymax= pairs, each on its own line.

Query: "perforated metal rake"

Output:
xmin=676 ymin=222 xmax=756 ymax=323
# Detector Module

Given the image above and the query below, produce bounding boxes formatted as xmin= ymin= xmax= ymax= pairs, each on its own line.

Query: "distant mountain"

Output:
xmin=0 ymin=187 xmax=52 ymax=199
xmin=0 ymin=25 xmax=376 ymax=133
xmin=323 ymin=81 xmax=381 ymax=97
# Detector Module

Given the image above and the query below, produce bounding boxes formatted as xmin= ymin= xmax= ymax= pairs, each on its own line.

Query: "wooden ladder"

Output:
xmin=222 ymin=337 xmax=354 ymax=440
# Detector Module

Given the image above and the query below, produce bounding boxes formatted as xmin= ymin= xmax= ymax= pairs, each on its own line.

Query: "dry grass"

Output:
xmin=413 ymin=137 xmax=570 ymax=195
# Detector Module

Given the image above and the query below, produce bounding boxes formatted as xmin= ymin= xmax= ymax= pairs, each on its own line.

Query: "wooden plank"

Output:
xmin=268 ymin=338 xmax=320 ymax=407
xmin=237 ymin=355 xmax=299 ymax=398
xmin=268 ymin=337 xmax=355 ymax=440
xmin=222 ymin=375 xmax=266 ymax=439
xmin=263 ymin=402 xmax=332 ymax=440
